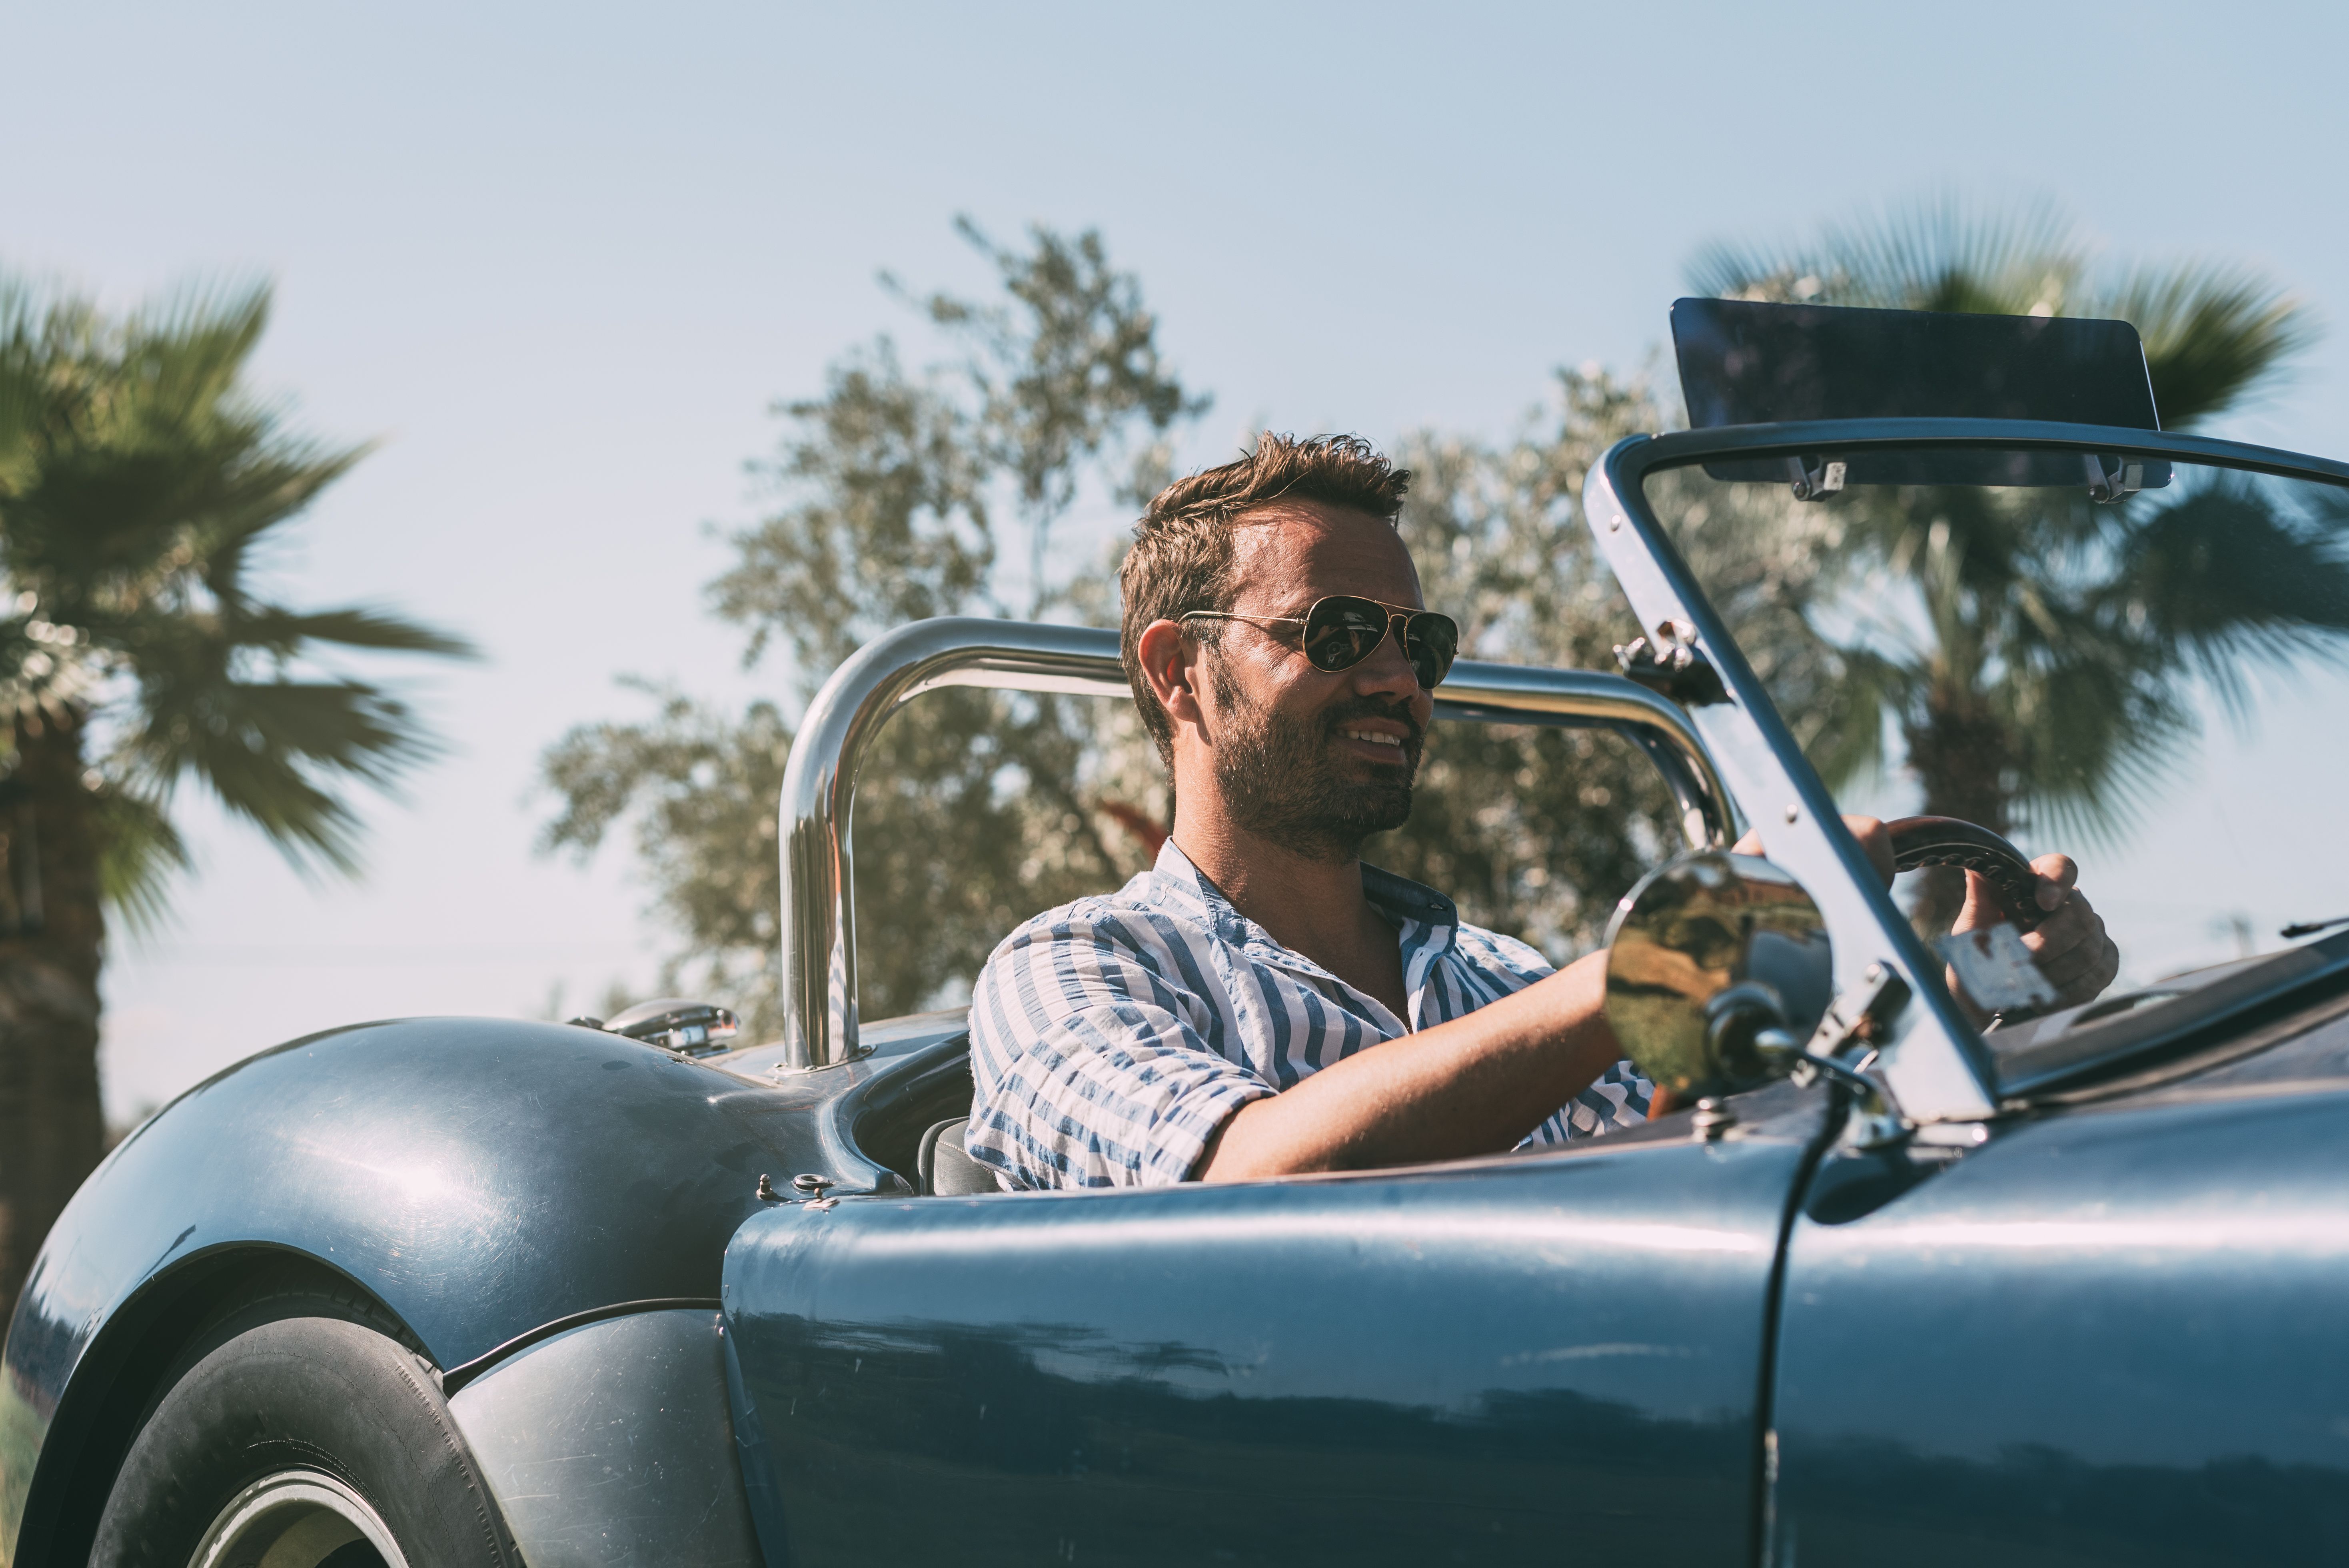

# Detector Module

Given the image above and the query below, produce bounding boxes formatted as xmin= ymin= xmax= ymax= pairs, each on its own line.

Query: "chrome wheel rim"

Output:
xmin=189 ymin=1468 xmax=408 ymax=1568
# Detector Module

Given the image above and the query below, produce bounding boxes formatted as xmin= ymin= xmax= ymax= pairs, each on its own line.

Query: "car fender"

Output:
xmin=1 ymin=1015 xmax=841 ymax=1564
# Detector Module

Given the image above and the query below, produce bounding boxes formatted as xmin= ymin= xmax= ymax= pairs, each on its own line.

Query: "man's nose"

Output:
xmin=1349 ymin=620 xmax=1427 ymax=704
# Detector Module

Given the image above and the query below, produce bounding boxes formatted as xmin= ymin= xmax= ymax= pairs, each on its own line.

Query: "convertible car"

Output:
xmin=6 ymin=301 xmax=2348 ymax=1567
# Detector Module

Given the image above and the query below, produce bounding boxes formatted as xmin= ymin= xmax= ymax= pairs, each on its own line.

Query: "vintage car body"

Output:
xmin=8 ymin=306 xmax=2349 ymax=1566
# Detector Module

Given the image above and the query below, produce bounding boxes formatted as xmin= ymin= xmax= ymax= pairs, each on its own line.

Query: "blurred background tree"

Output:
xmin=1688 ymin=196 xmax=2342 ymax=930
xmin=541 ymin=222 xmax=1206 ymax=1028
xmin=549 ymin=200 xmax=2341 ymax=1045
xmin=0 ymin=276 xmax=469 ymax=1323
xmin=541 ymin=226 xmax=1858 ymax=1031
xmin=1377 ymin=370 xmax=1852 ymax=955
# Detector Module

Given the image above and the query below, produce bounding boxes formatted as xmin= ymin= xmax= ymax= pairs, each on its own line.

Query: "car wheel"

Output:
xmin=91 ymin=1275 xmax=518 ymax=1568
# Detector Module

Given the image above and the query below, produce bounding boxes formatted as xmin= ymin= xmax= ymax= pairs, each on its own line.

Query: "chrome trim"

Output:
xmin=1585 ymin=433 xmax=2009 ymax=1121
xmin=777 ymin=617 xmax=1736 ymax=1069
xmin=1589 ymin=418 xmax=2349 ymax=1122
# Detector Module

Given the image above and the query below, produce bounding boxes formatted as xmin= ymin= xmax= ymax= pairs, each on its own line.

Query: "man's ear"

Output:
xmin=1136 ymin=619 xmax=1206 ymax=735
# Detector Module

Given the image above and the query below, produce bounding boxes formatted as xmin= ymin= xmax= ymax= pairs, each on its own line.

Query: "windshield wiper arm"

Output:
xmin=2280 ymin=914 xmax=2349 ymax=940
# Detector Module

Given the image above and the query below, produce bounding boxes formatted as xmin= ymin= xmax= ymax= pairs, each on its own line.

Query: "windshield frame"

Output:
xmin=1589 ymin=418 xmax=2349 ymax=1124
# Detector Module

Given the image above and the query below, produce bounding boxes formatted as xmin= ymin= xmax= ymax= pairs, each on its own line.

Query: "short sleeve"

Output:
xmin=966 ymin=906 xmax=1277 ymax=1189
xmin=1522 ymin=1059 xmax=1656 ymax=1147
xmin=1451 ymin=925 xmax=1557 ymax=995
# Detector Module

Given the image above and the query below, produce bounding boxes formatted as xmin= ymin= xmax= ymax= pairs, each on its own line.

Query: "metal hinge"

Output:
xmin=1614 ymin=621 xmax=1729 ymax=707
xmin=1786 ymin=455 xmax=1847 ymax=503
xmin=1760 ymin=963 xmax=1915 ymax=1148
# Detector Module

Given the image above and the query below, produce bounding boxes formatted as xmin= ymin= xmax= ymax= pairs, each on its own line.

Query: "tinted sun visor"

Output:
xmin=1672 ymin=298 xmax=2167 ymax=492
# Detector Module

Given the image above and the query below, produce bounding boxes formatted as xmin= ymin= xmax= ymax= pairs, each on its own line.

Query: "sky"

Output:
xmin=5 ymin=0 xmax=2346 ymax=1123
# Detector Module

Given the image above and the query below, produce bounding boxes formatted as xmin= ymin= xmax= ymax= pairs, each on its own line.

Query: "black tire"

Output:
xmin=92 ymin=1272 xmax=518 ymax=1568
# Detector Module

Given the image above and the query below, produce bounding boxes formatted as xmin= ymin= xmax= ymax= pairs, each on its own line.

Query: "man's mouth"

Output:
xmin=1340 ymin=727 xmax=1406 ymax=750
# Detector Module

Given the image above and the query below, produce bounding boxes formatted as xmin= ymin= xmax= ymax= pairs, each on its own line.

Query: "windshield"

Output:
xmin=1638 ymin=443 xmax=2349 ymax=1031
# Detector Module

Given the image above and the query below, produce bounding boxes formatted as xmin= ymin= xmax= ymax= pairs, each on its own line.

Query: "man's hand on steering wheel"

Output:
xmin=1736 ymin=814 xmax=2120 ymax=1019
xmin=1951 ymin=852 xmax=2119 ymax=1013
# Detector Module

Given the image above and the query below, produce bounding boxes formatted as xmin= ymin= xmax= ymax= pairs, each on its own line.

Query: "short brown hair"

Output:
xmin=1119 ymin=432 xmax=1412 ymax=766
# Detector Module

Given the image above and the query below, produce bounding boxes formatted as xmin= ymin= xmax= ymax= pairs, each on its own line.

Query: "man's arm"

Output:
xmin=969 ymin=905 xmax=1310 ymax=1189
xmin=1195 ymin=951 xmax=1622 ymax=1181
xmin=1196 ymin=818 xmax=2121 ymax=1183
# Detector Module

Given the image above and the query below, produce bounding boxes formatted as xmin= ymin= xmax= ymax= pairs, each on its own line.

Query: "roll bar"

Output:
xmin=776 ymin=617 xmax=1738 ymax=1069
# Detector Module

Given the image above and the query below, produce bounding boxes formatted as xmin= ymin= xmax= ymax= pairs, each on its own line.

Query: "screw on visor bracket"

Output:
xmin=1786 ymin=455 xmax=1847 ymax=502
xmin=1614 ymin=619 xmax=1729 ymax=707
xmin=2085 ymin=453 xmax=2146 ymax=504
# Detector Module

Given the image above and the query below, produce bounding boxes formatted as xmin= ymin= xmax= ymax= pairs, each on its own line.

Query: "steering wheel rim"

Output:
xmin=1885 ymin=815 xmax=2048 ymax=931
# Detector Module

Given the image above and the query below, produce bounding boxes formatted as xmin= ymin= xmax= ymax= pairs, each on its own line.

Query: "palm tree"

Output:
xmin=0 ymin=277 xmax=471 ymax=1324
xmin=1688 ymin=198 xmax=2349 ymax=931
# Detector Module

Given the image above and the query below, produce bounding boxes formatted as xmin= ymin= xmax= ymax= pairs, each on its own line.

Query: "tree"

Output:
xmin=541 ymin=222 xmax=1205 ymax=1027
xmin=0 ymin=276 xmax=470 ymax=1325
xmin=1380 ymin=369 xmax=1855 ymax=955
xmin=1688 ymin=196 xmax=2347 ymax=929
xmin=543 ymin=223 xmax=1856 ymax=1028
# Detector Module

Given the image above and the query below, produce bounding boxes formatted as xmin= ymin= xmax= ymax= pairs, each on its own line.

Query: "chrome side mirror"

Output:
xmin=1602 ymin=851 xmax=1834 ymax=1099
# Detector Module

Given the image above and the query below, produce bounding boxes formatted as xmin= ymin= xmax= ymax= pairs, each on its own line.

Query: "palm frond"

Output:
xmin=1800 ymin=644 xmax=1912 ymax=789
xmin=1688 ymin=192 xmax=2087 ymax=316
xmin=1687 ymin=196 xmax=2314 ymax=433
xmin=94 ymin=785 xmax=193 ymax=937
xmin=127 ymin=677 xmax=439 ymax=876
xmin=2095 ymin=264 xmax=2319 ymax=429
xmin=2005 ymin=649 xmax=2196 ymax=848
xmin=230 ymin=605 xmax=477 ymax=661
xmin=2103 ymin=475 xmax=2349 ymax=713
xmin=0 ymin=275 xmax=38 ymax=491
xmin=124 ymin=278 xmax=272 ymax=426
xmin=0 ymin=271 xmax=468 ymax=904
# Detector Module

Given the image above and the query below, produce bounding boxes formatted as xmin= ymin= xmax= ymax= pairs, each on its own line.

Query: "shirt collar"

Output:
xmin=1147 ymin=839 xmax=1462 ymax=967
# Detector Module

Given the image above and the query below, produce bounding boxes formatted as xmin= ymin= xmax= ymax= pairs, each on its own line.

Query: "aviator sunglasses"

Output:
xmin=1181 ymin=595 xmax=1460 ymax=689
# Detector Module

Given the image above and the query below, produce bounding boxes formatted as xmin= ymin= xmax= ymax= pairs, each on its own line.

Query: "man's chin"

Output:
xmin=1309 ymin=785 xmax=1416 ymax=856
xmin=1231 ymin=781 xmax=1412 ymax=864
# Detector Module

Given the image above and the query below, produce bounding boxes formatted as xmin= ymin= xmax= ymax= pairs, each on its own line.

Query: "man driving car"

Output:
xmin=965 ymin=433 xmax=2119 ymax=1190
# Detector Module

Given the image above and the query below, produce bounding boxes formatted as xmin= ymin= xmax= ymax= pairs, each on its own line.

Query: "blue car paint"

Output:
xmin=1770 ymin=996 xmax=2349 ymax=1566
xmin=0 ymin=1016 xmax=868 ymax=1562
xmin=10 ymin=978 xmax=2349 ymax=1567
xmin=721 ymin=1082 xmax=1830 ymax=1568
xmin=8 ymin=421 xmax=2349 ymax=1563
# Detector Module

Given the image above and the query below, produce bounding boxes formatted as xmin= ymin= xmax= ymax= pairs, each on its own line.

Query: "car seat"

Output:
xmin=917 ymin=1117 xmax=999 ymax=1195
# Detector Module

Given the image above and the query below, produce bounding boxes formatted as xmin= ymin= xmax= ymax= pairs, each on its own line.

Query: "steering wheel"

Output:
xmin=1885 ymin=815 xmax=2049 ymax=932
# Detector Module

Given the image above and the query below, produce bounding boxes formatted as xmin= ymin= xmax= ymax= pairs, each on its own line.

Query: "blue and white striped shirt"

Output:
xmin=966 ymin=840 xmax=1654 ymax=1190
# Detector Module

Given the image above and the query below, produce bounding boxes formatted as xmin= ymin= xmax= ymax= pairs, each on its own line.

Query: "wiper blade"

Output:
xmin=2281 ymin=914 xmax=2349 ymax=940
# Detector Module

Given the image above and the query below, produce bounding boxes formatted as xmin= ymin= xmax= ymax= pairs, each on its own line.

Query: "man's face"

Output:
xmin=1196 ymin=503 xmax=1438 ymax=863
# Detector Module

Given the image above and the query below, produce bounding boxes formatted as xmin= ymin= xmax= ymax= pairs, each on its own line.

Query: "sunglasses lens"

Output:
xmin=1300 ymin=598 xmax=1390 ymax=672
xmin=1298 ymin=599 xmax=1457 ymax=688
xmin=1404 ymin=613 xmax=1459 ymax=688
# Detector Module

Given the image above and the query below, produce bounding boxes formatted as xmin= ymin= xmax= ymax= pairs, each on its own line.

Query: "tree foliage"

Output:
xmin=1687 ymin=194 xmax=2319 ymax=427
xmin=0 ymin=269 xmax=469 ymax=1327
xmin=1377 ymin=371 xmax=1855 ymax=955
xmin=543 ymin=223 xmax=1204 ymax=1027
xmin=0 ymin=275 xmax=472 ymax=920
xmin=557 ymin=201 xmax=2335 ymax=1027
xmin=1686 ymin=196 xmax=2345 ymax=925
xmin=542 ymin=228 xmax=1862 ymax=1030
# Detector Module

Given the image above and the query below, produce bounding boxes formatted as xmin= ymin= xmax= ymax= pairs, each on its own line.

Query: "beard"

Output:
xmin=1207 ymin=661 xmax=1425 ymax=864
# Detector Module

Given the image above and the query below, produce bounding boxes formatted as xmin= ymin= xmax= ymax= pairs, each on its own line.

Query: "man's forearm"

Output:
xmin=1194 ymin=951 xmax=1624 ymax=1181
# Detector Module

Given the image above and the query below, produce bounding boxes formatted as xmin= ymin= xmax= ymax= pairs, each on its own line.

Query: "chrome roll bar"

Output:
xmin=777 ymin=617 xmax=1738 ymax=1069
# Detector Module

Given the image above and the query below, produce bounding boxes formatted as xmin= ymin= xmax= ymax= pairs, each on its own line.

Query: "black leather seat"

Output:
xmin=917 ymin=1117 xmax=998 ymax=1196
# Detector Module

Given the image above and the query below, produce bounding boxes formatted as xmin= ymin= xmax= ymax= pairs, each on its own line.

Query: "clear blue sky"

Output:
xmin=6 ymin=0 xmax=2345 ymax=1121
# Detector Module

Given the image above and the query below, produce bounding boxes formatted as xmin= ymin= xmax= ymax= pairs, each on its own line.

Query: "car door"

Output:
xmin=722 ymin=1081 xmax=1825 ymax=1568
xmin=1764 ymin=1001 xmax=2349 ymax=1565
